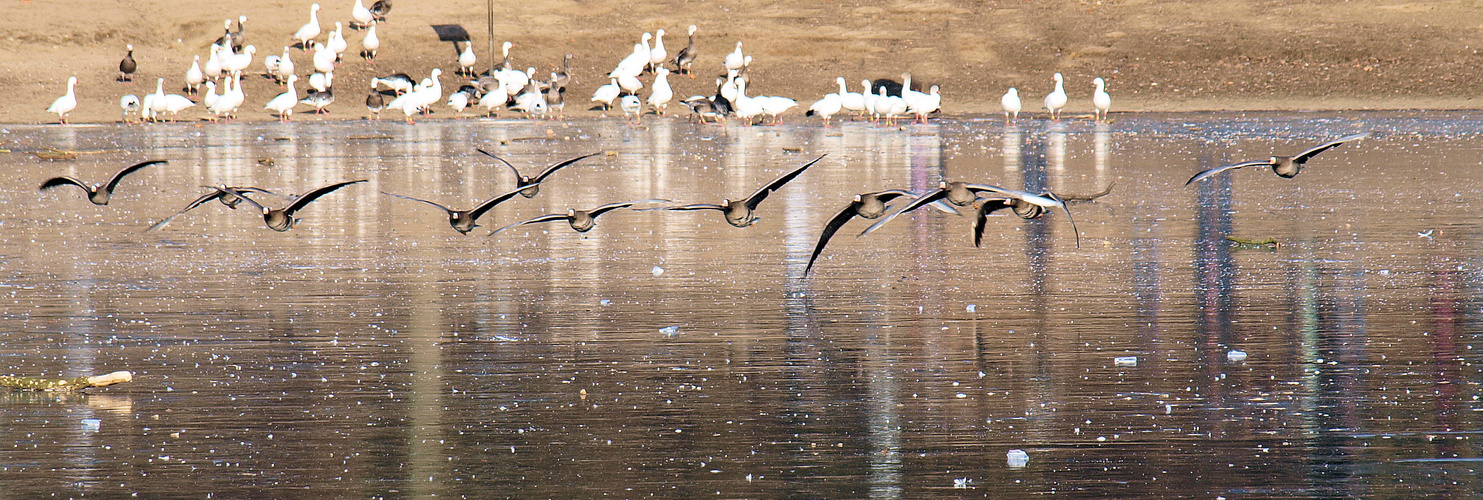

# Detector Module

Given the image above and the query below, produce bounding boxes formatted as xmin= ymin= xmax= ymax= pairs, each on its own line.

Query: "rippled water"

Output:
xmin=2 ymin=113 xmax=1481 ymax=498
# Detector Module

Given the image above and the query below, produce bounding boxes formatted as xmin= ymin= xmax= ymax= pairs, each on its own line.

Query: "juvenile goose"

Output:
xmin=146 ymin=185 xmax=284 ymax=231
xmin=672 ymin=25 xmax=697 ymax=76
xmin=475 ymin=150 xmax=600 ymax=198
xmin=365 ymin=78 xmax=386 ymax=119
xmin=40 ymin=160 xmax=168 ymax=205
xmin=490 ymin=199 xmax=667 ymax=235
xmin=219 ymin=179 xmax=366 ymax=232
xmin=645 ymin=155 xmax=824 ymax=227
xmin=1186 ymin=133 xmax=1371 ymax=185
xmin=383 ymin=183 xmax=538 ymax=234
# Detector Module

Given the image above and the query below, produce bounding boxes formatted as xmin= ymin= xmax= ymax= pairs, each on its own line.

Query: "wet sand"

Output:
xmin=4 ymin=0 xmax=1483 ymax=124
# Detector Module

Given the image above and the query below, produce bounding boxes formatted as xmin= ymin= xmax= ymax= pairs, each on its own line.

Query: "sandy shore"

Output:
xmin=4 ymin=0 xmax=1482 ymax=124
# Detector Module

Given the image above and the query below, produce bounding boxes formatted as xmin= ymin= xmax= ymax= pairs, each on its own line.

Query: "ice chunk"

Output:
xmin=1006 ymin=449 xmax=1029 ymax=468
xmin=1227 ymin=350 xmax=1248 ymax=362
xmin=659 ymin=326 xmax=680 ymax=336
xmin=1114 ymin=356 xmax=1138 ymax=367
xmin=651 ymin=266 xmax=665 ymax=277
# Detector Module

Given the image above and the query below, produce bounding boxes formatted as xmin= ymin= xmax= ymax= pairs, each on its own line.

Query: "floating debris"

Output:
xmin=1226 ymin=235 xmax=1279 ymax=250
xmin=1007 ymin=449 xmax=1029 ymax=468
xmin=1227 ymin=350 xmax=1248 ymax=362
xmin=1114 ymin=356 xmax=1138 ymax=367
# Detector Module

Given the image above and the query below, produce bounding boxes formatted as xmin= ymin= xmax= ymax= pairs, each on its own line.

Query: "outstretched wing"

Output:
xmin=1058 ymin=181 xmax=1115 ymax=202
xmin=489 ymin=213 xmax=570 ymax=235
xmin=585 ymin=199 xmax=658 ymax=219
xmin=1293 ymin=132 xmax=1370 ymax=164
xmin=102 ymin=160 xmax=168 ymax=195
xmin=530 ymin=152 xmax=601 ymax=184
xmin=805 ymin=200 xmax=863 ymax=275
xmin=973 ymin=199 xmax=1014 ymax=248
xmin=467 ymin=182 xmax=541 ymax=222
xmin=641 ymin=203 xmax=726 ymax=212
xmin=1185 ymin=160 xmax=1270 ymax=186
xmin=475 ymin=148 xmax=523 ymax=178
xmin=382 ymin=191 xmax=455 ymax=215
xmin=858 ymin=188 xmax=948 ymax=238
xmin=744 ymin=154 xmax=826 ymax=210
xmin=39 ymin=176 xmax=91 ymax=193
xmin=146 ymin=190 xmax=227 ymax=231
xmin=963 ymin=184 xmax=1060 ymax=208
xmin=282 ymin=179 xmax=367 ymax=217
xmin=1047 ymin=192 xmax=1081 ymax=248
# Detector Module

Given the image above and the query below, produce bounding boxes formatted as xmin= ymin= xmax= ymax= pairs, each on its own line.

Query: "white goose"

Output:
xmin=326 ymin=22 xmax=348 ymax=63
xmin=351 ymin=0 xmax=374 ymax=28
xmin=609 ymin=34 xmax=650 ymax=79
xmin=293 ymin=3 xmax=322 ymax=49
xmin=620 ymin=94 xmax=643 ymax=124
xmin=1092 ymin=77 xmax=1111 ymax=121
xmin=806 ymin=80 xmax=844 ymax=126
xmin=46 ymin=76 xmax=78 ymax=124
xmin=148 ymin=78 xmax=169 ymax=118
xmin=312 ymin=42 xmax=336 ymax=74
xmin=160 ymin=93 xmax=196 ymax=121
xmin=908 ymin=85 xmax=940 ymax=123
xmin=204 ymin=44 xmax=223 ymax=80
xmin=458 ymin=43 xmax=476 ymax=76
xmin=214 ymin=72 xmax=246 ymax=120
xmin=361 ymin=23 xmax=379 ymax=62
xmin=309 ymin=71 xmax=333 ymax=93
xmin=732 ymin=78 xmax=764 ymax=125
xmin=185 ymin=56 xmax=204 ymax=95
xmin=480 ymin=82 xmax=510 ymax=116
xmin=222 ymin=45 xmax=256 ymax=74
xmin=447 ymin=90 xmax=469 ymax=118
xmin=648 ymin=67 xmax=673 ymax=114
xmin=1044 ymin=72 xmax=1067 ymax=120
xmin=648 ymin=29 xmax=667 ymax=73
xmin=591 ymin=77 xmax=620 ymax=110
xmin=265 ymin=74 xmax=300 ymax=121
xmin=860 ymin=80 xmax=878 ymax=120
xmin=838 ymin=77 xmax=865 ymax=117
xmin=1000 ymin=87 xmax=1021 ymax=122
xmin=203 ymin=81 xmax=220 ymax=110
xmin=276 ymin=47 xmax=296 ymax=84
xmin=120 ymin=94 xmax=140 ymax=123
xmin=724 ymin=41 xmax=744 ymax=71
xmin=900 ymin=73 xmax=929 ymax=111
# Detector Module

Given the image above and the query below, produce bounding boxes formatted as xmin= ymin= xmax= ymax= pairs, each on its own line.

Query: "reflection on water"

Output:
xmin=2 ymin=113 xmax=1482 ymax=497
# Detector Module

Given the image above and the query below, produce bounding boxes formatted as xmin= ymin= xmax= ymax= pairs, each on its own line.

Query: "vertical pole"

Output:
xmin=487 ymin=0 xmax=495 ymax=74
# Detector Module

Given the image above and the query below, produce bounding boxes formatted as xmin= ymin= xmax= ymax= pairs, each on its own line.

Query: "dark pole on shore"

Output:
xmin=487 ymin=0 xmax=494 ymax=73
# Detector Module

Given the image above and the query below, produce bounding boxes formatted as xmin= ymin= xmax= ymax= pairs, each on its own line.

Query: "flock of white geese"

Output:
xmin=43 ymin=1 xmax=1115 ymax=125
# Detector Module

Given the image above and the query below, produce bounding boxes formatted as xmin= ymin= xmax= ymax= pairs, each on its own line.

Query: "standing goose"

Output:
xmin=301 ymin=86 xmax=335 ymax=115
xmin=646 ymin=155 xmax=825 ymax=227
xmin=552 ymin=53 xmax=572 ymax=91
xmin=293 ymin=3 xmax=322 ymax=49
xmin=858 ymin=181 xmax=1067 ymax=238
xmin=40 ymin=160 xmax=168 ymax=205
xmin=1092 ymin=77 xmax=1111 ymax=122
xmin=838 ymin=77 xmax=865 ymax=118
xmin=265 ymin=74 xmax=300 ymax=122
xmin=46 ymin=76 xmax=78 ymax=124
xmin=475 ymin=150 xmax=600 ymax=198
xmin=369 ymin=0 xmax=391 ymax=22
xmin=648 ymin=67 xmax=673 ymax=115
xmin=382 ymin=183 xmax=540 ymax=234
xmin=185 ymin=55 xmax=204 ymax=95
xmin=621 ymin=94 xmax=643 ymax=124
xmin=275 ymin=47 xmax=296 ymax=84
xmin=360 ymin=23 xmax=380 ymax=62
xmin=365 ymin=77 xmax=386 ymax=119
xmin=120 ymin=94 xmax=141 ymax=123
xmin=458 ymin=43 xmax=477 ymax=77
xmin=806 ymin=89 xmax=843 ymax=127
xmin=1044 ymin=73 xmax=1067 ymax=120
xmin=146 ymin=186 xmax=285 ymax=231
xmin=648 ymin=29 xmax=667 ymax=74
xmin=491 ymin=200 xmax=666 ymax=235
xmin=326 ymin=22 xmax=348 ymax=63
xmin=672 ymin=25 xmax=698 ymax=76
xmin=119 ymin=44 xmax=137 ymax=82
xmin=1185 ymin=133 xmax=1372 ymax=185
xmin=724 ymin=41 xmax=744 ymax=71
xmin=219 ymin=180 xmax=366 ymax=232
xmin=1000 ymin=87 xmax=1021 ymax=122
xmin=351 ymin=0 xmax=374 ymax=28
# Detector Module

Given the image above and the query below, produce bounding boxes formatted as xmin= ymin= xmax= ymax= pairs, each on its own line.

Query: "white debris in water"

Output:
xmin=1227 ymin=350 xmax=1248 ymax=362
xmin=651 ymin=266 xmax=665 ymax=276
xmin=600 ymin=299 xmax=612 ymax=306
xmin=81 ymin=419 xmax=101 ymax=433
xmin=966 ymin=304 xmax=976 ymax=312
xmin=1114 ymin=356 xmax=1138 ymax=367
xmin=1006 ymin=449 xmax=1029 ymax=468
xmin=954 ymin=477 xmax=970 ymax=488
xmin=660 ymin=326 xmax=680 ymax=336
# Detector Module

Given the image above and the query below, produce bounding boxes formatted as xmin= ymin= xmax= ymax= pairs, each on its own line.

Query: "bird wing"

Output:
xmin=530 ymin=152 xmax=601 ymax=184
xmin=804 ymin=201 xmax=863 ymax=275
xmin=102 ymin=160 xmax=168 ymax=194
xmin=585 ymin=199 xmax=659 ymax=219
xmin=282 ymin=179 xmax=367 ymax=217
xmin=39 ymin=176 xmax=91 ymax=193
xmin=963 ymin=184 xmax=1060 ymax=208
xmin=489 ymin=213 xmax=569 ymax=235
xmin=1047 ymin=192 xmax=1081 ymax=248
xmin=1293 ymin=132 xmax=1370 ymax=164
xmin=744 ymin=154 xmax=826 ymax=210
xmin=1057 ymin=181 xmax=1115 ymax=202
xmin=857 ymin=188 xmax=948 ymax=238
xmin=641 ymin=203 xmax=725 ymax=212
xmin=973 ymin=199 xmax=1014 ymax=248
xmin=216 ymin=186 xmax=266 ymax=211
xmin=381 ymin=191 xmax=454 ymax=215
xmin=146 ymin=190 xmax=226 ymax=231
xmin=475 ymin=148 xmax=523 ymax=179
xmin=467 ymin=182 xmax=541 ymax=222
xmin=1185 ymin=161 xmax=1270 ymax=186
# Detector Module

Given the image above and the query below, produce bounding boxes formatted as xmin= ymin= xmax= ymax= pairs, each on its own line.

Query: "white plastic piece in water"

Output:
xmin=1006 ymin=449 xmax=1029 ymax=468
xmin=82 ymin=419 xmax=101 ymax=433
xmin=659 ymin=326 xmax=680 ymax=336
xmin=954 ymin=478 xmax=969 ymax=488
xmin=599 ymin=299 xmax=612 ymax=306
xmin=1227 ymin=350 xmax=1248 ymax=362
xmin=966 ymin=304 xmax=976 ymax=313
xmin=651 ymin=266 xmax=665 ymax=277
xmin=1114 ymin=356 xmax=1138 ymax=367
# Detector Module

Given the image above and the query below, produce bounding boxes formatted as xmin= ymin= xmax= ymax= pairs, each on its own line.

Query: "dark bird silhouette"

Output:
xmin=39 ymin=160 xmax=168 ymax=205
xmin=645 ymin=155 xmax=825 ymax=227
xmin=859 ymin=180 xmax=1076 ymax=244
xmin=219 ymin=180 xmax=366 ymax=231
xmin=490 ymin=199 xmax=666 ymax=235
xmin=805 ymin=189 xmax=925 ymax=275
xmin=971 ymin=182 xmax=1112 ymax=247
xmin=146 ymin=185 xmax=283 ymax=231
xmin=382 ymin=182 xmax=540 ymax=234
xmin=475 ymin=150 xmax=599 ymax=198
xmin=1186 ymin=133 xmax=1370 ymax=185
xmin=119 ymin=44 xmax=137 ymax=82
xmin=369 ymin=0 xmax=391 ymax=21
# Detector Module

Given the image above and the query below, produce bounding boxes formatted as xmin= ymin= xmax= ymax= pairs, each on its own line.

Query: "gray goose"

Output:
xmin=645 ymin=155 xmax=824 ymax=228
xmin=382 ymin=183 xmax=540 ymax=234
xmin=40 ymin=160 xmax=167 ymax=206
xmin=147 ymin=185 xmax=283 ymax=231
xmin=219 ymin=180 xmax=365 ymax=232
xmin=490 ymin=199 xmax=666 ymax=235
xmin=1186 ymin=133 xmax=1370 ymax=185
xmin=475 ymin=150 xmax=599 ymax=198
